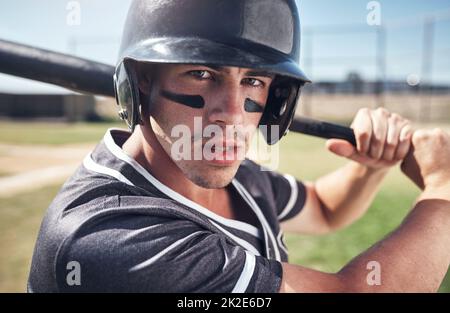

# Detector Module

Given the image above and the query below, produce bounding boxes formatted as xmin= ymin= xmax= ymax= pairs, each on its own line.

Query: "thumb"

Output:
xmin=326 ymin=139 xmax=356 ymax=158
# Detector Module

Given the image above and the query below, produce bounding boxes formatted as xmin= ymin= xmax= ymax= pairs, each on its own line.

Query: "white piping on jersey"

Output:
xmin=209 ymin=220 xmax=261 ymax=256
xmin=232 ymin=251 xmax=256 ymax=293
xmin=128 ymin=230 xmax=204 ymax=272
xmin=277 ymin=174 xmax=298 ymax=221
xmin=222 ymin=248 xmax=230 ymax=271
xmin=231 ymin=180 xmax=270 ymax=259
xmin=103 ymin=129 xmax=262 ymax=239
xmin=83 ymin=153 xmax=133 ymax=186
xmin=276 ymin=229 xmax=289 ymax=256
xmin=232 ymin=180 xmax=281 ymax=262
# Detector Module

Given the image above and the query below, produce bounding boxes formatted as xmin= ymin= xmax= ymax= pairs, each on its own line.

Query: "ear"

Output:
xmin=137 ymin=67 xmax=152 ymax=96
xmin=134 ymin=63 xmax=154 ymax=119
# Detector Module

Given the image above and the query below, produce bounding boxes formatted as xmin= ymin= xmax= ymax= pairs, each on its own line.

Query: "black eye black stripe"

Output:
xmin=161 ymin=90 xmax=264 ymax=113
xmin=244 ymin=98 xmax=264 ymax=113
xmin=160 ymin=90 xmax=205 ymax=108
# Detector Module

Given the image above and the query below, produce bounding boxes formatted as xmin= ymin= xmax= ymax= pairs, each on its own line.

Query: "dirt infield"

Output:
xmin=0 ymin=143 xmax=94 ymax=197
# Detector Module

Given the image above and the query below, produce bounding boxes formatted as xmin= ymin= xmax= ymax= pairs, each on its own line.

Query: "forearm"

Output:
xmin=281 ymin=193 xmax=450 ymax=292
xmin=339 ymin=195 xmax=450 ymax=292
xmin=315 ymin=161 xmax=389 ymax=230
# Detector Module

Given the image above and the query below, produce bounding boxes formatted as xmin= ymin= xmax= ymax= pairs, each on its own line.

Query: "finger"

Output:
xmin=381 ymin=114 xmax=405 ymax=161
xmin=326 ymin=139 xmax=357 ymax=158
xmin=351 ymin=108 xmax=373 ymax=155
xmin=369 ymin=108 xmax=389 ymax=160
xmin=394 ymin=123 xmax=414 ymax=161
xmin=327 ymin=139 xmax=382 ymax=166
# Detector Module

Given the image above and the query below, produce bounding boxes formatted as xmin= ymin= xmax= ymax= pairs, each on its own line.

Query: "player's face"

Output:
xmin=144 ymin=64 xmax=274 ymax=189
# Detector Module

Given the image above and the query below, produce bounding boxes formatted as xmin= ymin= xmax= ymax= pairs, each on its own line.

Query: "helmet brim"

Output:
xmin=119 ymin=37 xmax=311 ymax=83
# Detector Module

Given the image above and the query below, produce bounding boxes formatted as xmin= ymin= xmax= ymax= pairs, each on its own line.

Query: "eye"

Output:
xmin=188 ymin=70 xmax=212 ymax=80
xmin=242 ymin=78 xmax=265 ymax=88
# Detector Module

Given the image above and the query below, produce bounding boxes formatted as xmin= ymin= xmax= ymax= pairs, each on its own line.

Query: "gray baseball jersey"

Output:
xmin=28 ymin=129 xmax=306 ymax=293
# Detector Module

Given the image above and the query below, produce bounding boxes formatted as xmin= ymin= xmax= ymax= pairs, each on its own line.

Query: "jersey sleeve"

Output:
xmin=265 ymin=170 xmax=307 ymax=222
xmin=55 ymin=214 xmax=283 ymax=293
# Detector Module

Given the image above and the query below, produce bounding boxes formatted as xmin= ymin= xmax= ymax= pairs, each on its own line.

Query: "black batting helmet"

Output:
xmin=114 ymin=0 xmax=311 ymax=144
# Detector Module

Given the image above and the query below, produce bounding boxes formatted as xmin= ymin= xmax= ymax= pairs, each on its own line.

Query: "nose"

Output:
xmin=205 ymin=82 xmax=245 ymax=127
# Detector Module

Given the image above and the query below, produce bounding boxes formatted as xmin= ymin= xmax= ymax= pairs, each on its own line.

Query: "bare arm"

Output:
xmin=280 ymin=194 xmax=450 ymax=292
xmin=279 ymin=128 xmax=450 ymax=292
xmin=316 ymin=162 xmax=389 ymax=229
xmin=282 ymin=163 xmax=389 ymax=234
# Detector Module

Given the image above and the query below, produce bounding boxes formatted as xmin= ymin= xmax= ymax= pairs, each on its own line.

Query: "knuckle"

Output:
xmin=401 ymin=121 xmax=412 ymax=131
xmin=413 ymin=129 xmax=427 ymax=140
xmin=400 ymin=134 xmax=412 ymax=145
xmin=376 ymin=107 xmax=390 ymax=117
xmin=360 ymin=107 xmax=370 ymax=113
xmin=401 ymin=127 xmax=413 ymax=141
xmin=390 ymin=113 xmax=402 ymax=123
xmin=432 ymin=128 xmax=449 ymax=143
xmin=358 ymin=108 xmax=371 ymax=117
xmin=432 ymin=128 xmax=444 ymax=136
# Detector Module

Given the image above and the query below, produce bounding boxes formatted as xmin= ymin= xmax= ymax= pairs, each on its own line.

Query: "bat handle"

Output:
xmin=289 ymin=117 xmax=357 ymax=146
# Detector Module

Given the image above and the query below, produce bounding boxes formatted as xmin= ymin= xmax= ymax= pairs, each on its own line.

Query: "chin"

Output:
xmin=183 ymin=162 xmax=240 ymax=189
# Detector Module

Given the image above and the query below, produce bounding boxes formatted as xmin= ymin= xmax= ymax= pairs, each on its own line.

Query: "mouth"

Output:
xmin=210 ymin=142 xmax=244 ymax=150
xmin=203 ymin=142 xmax=246 ymax=165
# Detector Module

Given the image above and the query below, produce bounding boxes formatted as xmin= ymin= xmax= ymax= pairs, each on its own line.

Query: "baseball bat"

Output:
xmin=0 ymin=39 xmax=114 ymax=97
xmin=0 ymin=39 xmax=423 ymax=188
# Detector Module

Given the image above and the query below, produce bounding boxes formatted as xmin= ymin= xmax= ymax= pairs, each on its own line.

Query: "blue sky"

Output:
xmin=0 ymin=0 xmax=449 ymax=93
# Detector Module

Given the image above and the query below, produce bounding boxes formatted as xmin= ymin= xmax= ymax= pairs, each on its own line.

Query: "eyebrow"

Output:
xmin=201 ymin=64 xmax=275 ymax=78
xmin=244 ymin=70 xmax=275 ymax=78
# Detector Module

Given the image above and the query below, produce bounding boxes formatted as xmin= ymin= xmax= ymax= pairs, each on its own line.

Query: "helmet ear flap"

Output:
xmin=260 ymin=77 xmax=304 ymax=145
xmin=113 ymin=60 xmax=142 ymax=132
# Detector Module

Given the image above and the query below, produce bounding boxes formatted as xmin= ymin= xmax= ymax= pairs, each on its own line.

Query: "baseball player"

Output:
xmin=28 ymin=0 xmax=450 ymax=292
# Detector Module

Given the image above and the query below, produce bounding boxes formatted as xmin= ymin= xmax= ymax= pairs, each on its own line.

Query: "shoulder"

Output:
xmin=30 ymin=186 xmax=209 ymax=292
xmin=54 ymin=202 xmax=282 ymax=293
xmin=55 ymin=209 xmax=202 ymax=292
xmin=27 ymin=163 xmax=174 ymax=292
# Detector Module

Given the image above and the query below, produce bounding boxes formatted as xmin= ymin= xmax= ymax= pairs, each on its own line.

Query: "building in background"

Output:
xmin=0 ymin=93 xmax=100 ymax=122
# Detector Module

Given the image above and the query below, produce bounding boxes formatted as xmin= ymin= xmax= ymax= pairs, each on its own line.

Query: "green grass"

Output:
xmin=0 ymin=121 xmax=122 ymax=292
xmin=0 ymin=183 xmax=62 ymax=292
xmin=0 ymin=123 xmax=449 ymax=292
xmin=0 ymin=121 xmax=122 ymax=145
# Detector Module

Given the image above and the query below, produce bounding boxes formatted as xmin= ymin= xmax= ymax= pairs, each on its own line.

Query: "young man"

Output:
xmin=28 ymin=0 xmax=450 ymax=292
